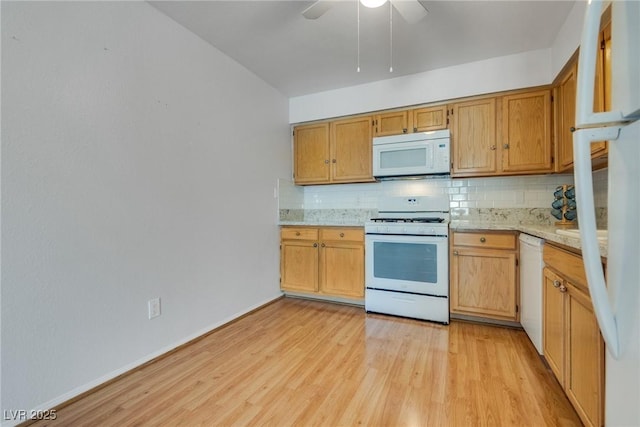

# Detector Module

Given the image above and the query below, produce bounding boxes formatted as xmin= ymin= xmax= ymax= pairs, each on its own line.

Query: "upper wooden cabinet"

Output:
xmin=294 ymin=86 xmax=560 ymax=182
xmin=501 ymin=89 xmax=553 ymax=173
xmin=591 ymin=18 xmax=611 ymax=161
xmin=451 ymin=89 xmax=553 ymax=177
xmin=293 ymin=116 xmax=374 ymax=185
xmin=450 ymin=97 xmax=498 ymax=176
xmin=373 ymin=105 xmax=448 ymax=137
xmin=554 ymin=59 xmax=578 ymax=172
xmin=412 ymin=105 xmax=448 ymax=132
xmin=293 ymin=122 xmax=331 ymax=184
xmin=553 ymin=9 xmax=611 ymax=172
xmin=331 ymin=116 xmax=374 ymax=183
xmin=374 ymin=111 xmax=408 ymax=136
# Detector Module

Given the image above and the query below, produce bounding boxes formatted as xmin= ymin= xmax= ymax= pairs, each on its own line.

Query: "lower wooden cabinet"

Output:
xmin=280 ymin=226 xmax=364 ymax=300
xmin=543 ymin=243 xmax=605 ymax=427
xmin=450 ymin=231 xmax=519 ymax=321
xmin=542 ymin=267 xmax=565 ymax=380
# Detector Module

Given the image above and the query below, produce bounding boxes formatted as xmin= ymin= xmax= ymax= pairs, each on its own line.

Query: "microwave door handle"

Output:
xmin=425 ymin=144 xmax=433 ymax=169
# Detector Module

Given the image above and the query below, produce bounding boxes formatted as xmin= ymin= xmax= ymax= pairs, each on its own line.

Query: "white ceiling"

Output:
xmin=150 ymin=0 xmax=576 ymax=97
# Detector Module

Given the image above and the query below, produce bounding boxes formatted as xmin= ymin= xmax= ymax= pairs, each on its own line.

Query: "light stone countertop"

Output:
xmin=278 ymin=209 xmax=607 ymax=258
xmin=279 ymin=220 xmax=366 ymax=227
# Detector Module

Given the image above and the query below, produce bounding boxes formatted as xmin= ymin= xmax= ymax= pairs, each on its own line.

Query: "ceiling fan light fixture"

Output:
xmin=360 ymin=0 xmax=388 ymax=9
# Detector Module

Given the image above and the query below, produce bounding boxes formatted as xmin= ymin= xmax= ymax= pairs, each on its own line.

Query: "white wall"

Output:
xmin=289 ymin=49 xmax=551 ymax=123
xmin=289 ymin=0 xmax=589 ymax=125
xmin=1 ymin=1 xmax=289 ymax=421
xmin=550 ymin=0 xmax=586 ymax=78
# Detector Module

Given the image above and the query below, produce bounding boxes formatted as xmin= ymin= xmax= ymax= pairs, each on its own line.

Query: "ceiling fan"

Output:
xmin=302 ymin=0 xmax=429 ymax=25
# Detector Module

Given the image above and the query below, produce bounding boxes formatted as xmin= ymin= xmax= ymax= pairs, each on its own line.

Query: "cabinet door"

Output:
xmin=555 ymin=62 xmax=577 ymax=172
xmin=330 ymin=116 xmax=374 ymax=183
xmin=450 ymin=98 xmax=498 ymax=176
xmin=565 ymin=282 xmax=604 ymax=427
xmin=450 ymin=247 xmax=517 ymax=320
xmin=502 ymin=90 xmax=553 ymax=173
xmin=319 ymin=241 xmax=364 ymax=298
xmin=293 ymin=123 xmax=330 ymax=184
xmin=374 ymin=111 xmax=408 ymax=137
xmin=543 ymin=268 xmax=566 ymax=385
xmin=412 ymin=105 xmax=448 ymax=132
xmin=280 ymin=240 xmax=318 ymax=293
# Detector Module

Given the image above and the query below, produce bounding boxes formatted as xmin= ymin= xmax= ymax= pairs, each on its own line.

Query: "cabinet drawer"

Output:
xmin=281 ymin=227 xmax=318 ymax=241
xmin=543 ymin=244 xmax=588 ymax=292
xmin=452 ymin=231 xmax=517 ymax=250
xmin=320 ymin=228 xmax=364 ymax=242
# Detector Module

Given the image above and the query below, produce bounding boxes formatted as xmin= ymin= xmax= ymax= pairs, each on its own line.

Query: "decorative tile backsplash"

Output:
xmin=278 ymin=169 xmax=609 ymax=225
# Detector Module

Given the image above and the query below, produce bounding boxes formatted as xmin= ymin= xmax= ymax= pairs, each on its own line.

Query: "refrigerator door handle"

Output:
xmin=573 ymin=127 xmax=621 ymax=359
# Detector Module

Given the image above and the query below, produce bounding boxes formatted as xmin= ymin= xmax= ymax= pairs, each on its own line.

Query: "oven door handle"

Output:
xmin=365 ymin=234 xmax=448 ymax=243
xmin=390 ymin=294 xmax=417 ymax=303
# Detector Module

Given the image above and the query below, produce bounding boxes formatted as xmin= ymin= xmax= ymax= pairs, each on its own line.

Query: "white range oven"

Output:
xmin=365 ymin=195 xmax=450 ymax=324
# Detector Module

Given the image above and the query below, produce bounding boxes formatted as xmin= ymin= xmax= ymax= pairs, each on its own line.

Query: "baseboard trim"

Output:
xmin=283 ymin=291 xmax=364 ymax=307
xmin=450 ymin=313 xmax=523 ymax=329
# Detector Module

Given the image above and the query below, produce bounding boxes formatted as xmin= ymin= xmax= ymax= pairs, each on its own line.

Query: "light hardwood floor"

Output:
xmin=32 ymin=298 xmax=582 ymax=426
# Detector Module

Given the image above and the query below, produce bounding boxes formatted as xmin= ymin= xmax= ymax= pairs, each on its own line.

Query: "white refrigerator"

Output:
xmin=573 ymin=1 xmax=640 ymax=425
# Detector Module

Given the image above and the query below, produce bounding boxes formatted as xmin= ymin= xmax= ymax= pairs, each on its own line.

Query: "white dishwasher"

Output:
xmin=519 ymin=233 xmax=544 ymax=354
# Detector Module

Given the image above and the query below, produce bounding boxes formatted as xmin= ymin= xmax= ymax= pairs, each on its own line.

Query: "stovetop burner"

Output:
xmin=370 ymin=217 xmax=445 ymax=224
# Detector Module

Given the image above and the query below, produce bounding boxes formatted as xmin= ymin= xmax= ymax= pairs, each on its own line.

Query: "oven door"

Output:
xmin=365 ymin=233 xmax=449 ymax=297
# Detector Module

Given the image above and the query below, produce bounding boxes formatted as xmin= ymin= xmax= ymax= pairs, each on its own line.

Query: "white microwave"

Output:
xmin=373 ymin=129 xmax=451 ymax=178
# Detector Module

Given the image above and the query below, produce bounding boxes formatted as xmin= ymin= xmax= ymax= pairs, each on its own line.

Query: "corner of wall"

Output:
xmin=550 ymin=0 xmax=586 ymax=79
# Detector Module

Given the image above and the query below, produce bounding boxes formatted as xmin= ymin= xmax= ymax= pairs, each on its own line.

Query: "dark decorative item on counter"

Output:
xmin=552 ymin=198 xmax=566 ymax=209
xmin=565 ymin=185 xmax=576 ymax=199
xmin=554 ymin=187 xmax=565 ymax=199
xmin=551 ymin=184 xmax=576 ymax=226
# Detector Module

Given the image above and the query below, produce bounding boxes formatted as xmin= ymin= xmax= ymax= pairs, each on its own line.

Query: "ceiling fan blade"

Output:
xmin=302 ymin=1 xmax=334 ymax=20
xmin=391 ymin=0 xmax=428 ymax=24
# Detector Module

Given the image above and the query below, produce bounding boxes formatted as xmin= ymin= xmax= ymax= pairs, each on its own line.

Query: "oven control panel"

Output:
xmin=365 ymin=223 xmax=449 ymax=237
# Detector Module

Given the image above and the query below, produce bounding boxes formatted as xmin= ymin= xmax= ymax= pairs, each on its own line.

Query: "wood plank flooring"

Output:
xmin=32 ymin=298 xmax=582 ymax=426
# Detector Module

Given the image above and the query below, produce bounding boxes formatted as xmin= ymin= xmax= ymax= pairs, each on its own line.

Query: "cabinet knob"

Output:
xmin=559 ymin=284 xmax=567 ymax=293
xmin=340 ymin=232 xmax=344 ymax=237
xmin=480 ymin=237 xmax=486 ymax=243
xmin=403 ymin=128 xmax=408 ymax=133
xmin=553 ymin=280 xmax=561 ymax=288
xmin=453 ymin=250 xmax=459 ymax=255
xmin=490 ymin=145 xmax=497 ymax=150
xmin=413 ymin=127 xmax=417 ymax=132
xmin=321 ymin=243 xmax=326 ymax=247
xmin=503 ymin=143 xmax=510 ymax=149
xmin=313 ymin=243 xmax=318 ymax=248
xmin=296 ymin=231 xmax=300 ymax=236
xmin=332 ymin=159 xmax=337 ymax=163
xmin=324 ymin=159 xmax=330 ymax=164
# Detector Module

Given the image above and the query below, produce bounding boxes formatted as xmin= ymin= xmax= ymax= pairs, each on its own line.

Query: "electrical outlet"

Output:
xmin=148 ymin=298 xmax=161 ymax=319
